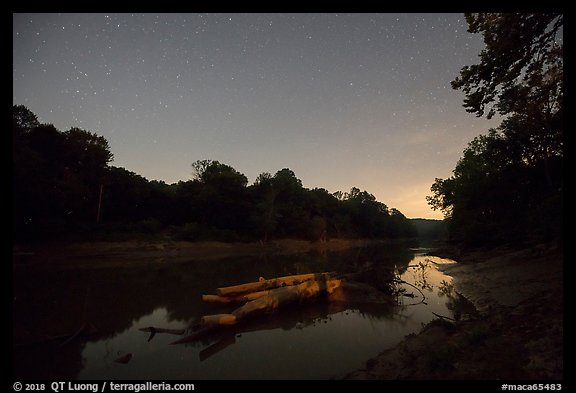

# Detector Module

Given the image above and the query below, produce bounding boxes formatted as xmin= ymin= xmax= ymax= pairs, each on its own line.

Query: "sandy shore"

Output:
xmin=13 ymin=238 xmax=380 ymax=270
xmin=345 ymin=243 xmax=563 ymax=380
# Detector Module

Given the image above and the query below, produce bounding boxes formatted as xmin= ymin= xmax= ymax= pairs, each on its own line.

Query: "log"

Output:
xmin=199 ymin=277 xmax=342 ymax=327
xmin=138 ymin=327 xmax=186 ymax=335
xmin=216 ymin=272 xmax=334 ymax=297
xmin=233 ymin=278 xmax=341 ymax=319
xmin=201 ymin=290 xmax=271 ymax=304
xmin=201 ymin=294 xmax=232 ymax=303
xmin=200 ymin=314 xmax=238 ymax=327
xmin=138 ymin=326 xmax=186 ymax=342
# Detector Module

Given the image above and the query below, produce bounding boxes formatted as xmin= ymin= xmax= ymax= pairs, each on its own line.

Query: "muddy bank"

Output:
xmin=345 ymin=243 xmax=563 ymax=379
xmin=13 ymin=238 xmax=386 ymax=270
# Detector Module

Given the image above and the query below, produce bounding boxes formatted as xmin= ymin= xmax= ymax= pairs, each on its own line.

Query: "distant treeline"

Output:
xmin=410 ymin=219 xmax=447 ymax=240
xmin=13 ymin=105 xmax=418 ymax=242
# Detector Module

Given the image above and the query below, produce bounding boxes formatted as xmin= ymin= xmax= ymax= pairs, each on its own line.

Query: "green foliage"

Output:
xmin=429 ymin=13 xmax=563 ymax=247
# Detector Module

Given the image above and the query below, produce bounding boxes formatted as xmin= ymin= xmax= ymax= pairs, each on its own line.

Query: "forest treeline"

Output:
xmin=427 ymin=13 xmax=563 ymax=247
xmin=13 ymin=105 xmax=417 ymax=243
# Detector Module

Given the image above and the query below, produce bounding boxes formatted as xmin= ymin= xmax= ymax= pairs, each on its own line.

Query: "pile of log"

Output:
xmin=131 ymin=270 xmax=397 ymax=362
xmin=143 ymin=271 xmax=398 ymax=362
xmin=198 ymin=272 xmax=341 ymax=327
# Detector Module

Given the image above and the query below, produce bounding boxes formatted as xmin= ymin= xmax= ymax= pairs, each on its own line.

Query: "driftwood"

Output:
xmin=199 ymin=277 xmax=342 ymax=327
xmin=215 ymin=272 xmax=334 ymax=297
xmin=201 ymin=290 xmax=271 ymax=304
xmin=165 ymin=269 xmax=411 ymax=357
xmin=138 ymin=327 xmax=186 ymax=334
xmin=166 ymin=270 xmax=417 ymax=365
xmin=171 ymin=274 xmax=342 ymax=347
xmin=200 ymin=314 xmax=238 ymax=326
xmin=138 ymin=326 xmax=186 ymax=342
xmin=196 ymin=272 xmax=340 ymax=327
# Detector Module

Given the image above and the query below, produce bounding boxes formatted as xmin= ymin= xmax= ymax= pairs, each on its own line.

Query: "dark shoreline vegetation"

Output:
xmin=14 ymin=105 xmax=429 ymax=245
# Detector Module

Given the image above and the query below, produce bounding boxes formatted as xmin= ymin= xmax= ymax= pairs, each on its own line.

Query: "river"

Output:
xmin=13 ymin=243 xmax=462 ymax=379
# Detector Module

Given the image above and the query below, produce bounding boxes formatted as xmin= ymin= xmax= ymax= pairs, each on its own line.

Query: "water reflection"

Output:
xmin=13 ymin=245 xmax=461 ymax=379
xmin=395 ymin=256 xmax=476 ymax=321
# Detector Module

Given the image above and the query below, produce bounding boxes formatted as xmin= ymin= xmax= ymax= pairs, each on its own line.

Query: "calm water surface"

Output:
xmin=13 ymin=244 xmax=459 ymax=379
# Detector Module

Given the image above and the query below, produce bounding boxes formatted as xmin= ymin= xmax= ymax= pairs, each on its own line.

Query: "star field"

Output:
xmin=13 ymin=13 xmax=500 ymax=219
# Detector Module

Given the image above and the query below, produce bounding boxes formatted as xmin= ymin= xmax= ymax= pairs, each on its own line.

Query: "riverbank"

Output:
xmin=345 ymin=242 xmax=563 ymax=379
xmin=13 ymin=238 xmax=392 ymax=270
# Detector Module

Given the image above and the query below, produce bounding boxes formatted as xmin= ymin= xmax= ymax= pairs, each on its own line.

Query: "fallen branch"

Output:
xmin=202 ymin=290 xmax=271 ymax=304
xmin=394 ymin=278 xmax=427 ymax=306
xmin=210 ymin=277 xmax=342 ymax=326
xmin=138 ymin=327 xmax=186 ymax=335
xmin=431 ymin=311 xmax=456 ymax=321
xmin=139 ymin=327 xmax=186 ymax=342
xmin=216 ymin=272 xmax=334 ymax=297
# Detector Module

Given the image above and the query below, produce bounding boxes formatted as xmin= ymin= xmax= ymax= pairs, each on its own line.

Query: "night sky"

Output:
xmin=13 ymin=13 xmax=501 ymax=219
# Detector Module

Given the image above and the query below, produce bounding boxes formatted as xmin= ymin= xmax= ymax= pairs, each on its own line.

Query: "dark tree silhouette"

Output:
xmin=452 ymin=13 xmax=562 ymax=120
xmin=13 ymin=106 xmax=417 ymax=243
xmin=13 ymin=104 xmax=40 ymax=132
xmin=12 ymin=106 xmax=115 ymax=239
xmin=429 ymin=13 xmax=563 ymax=246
